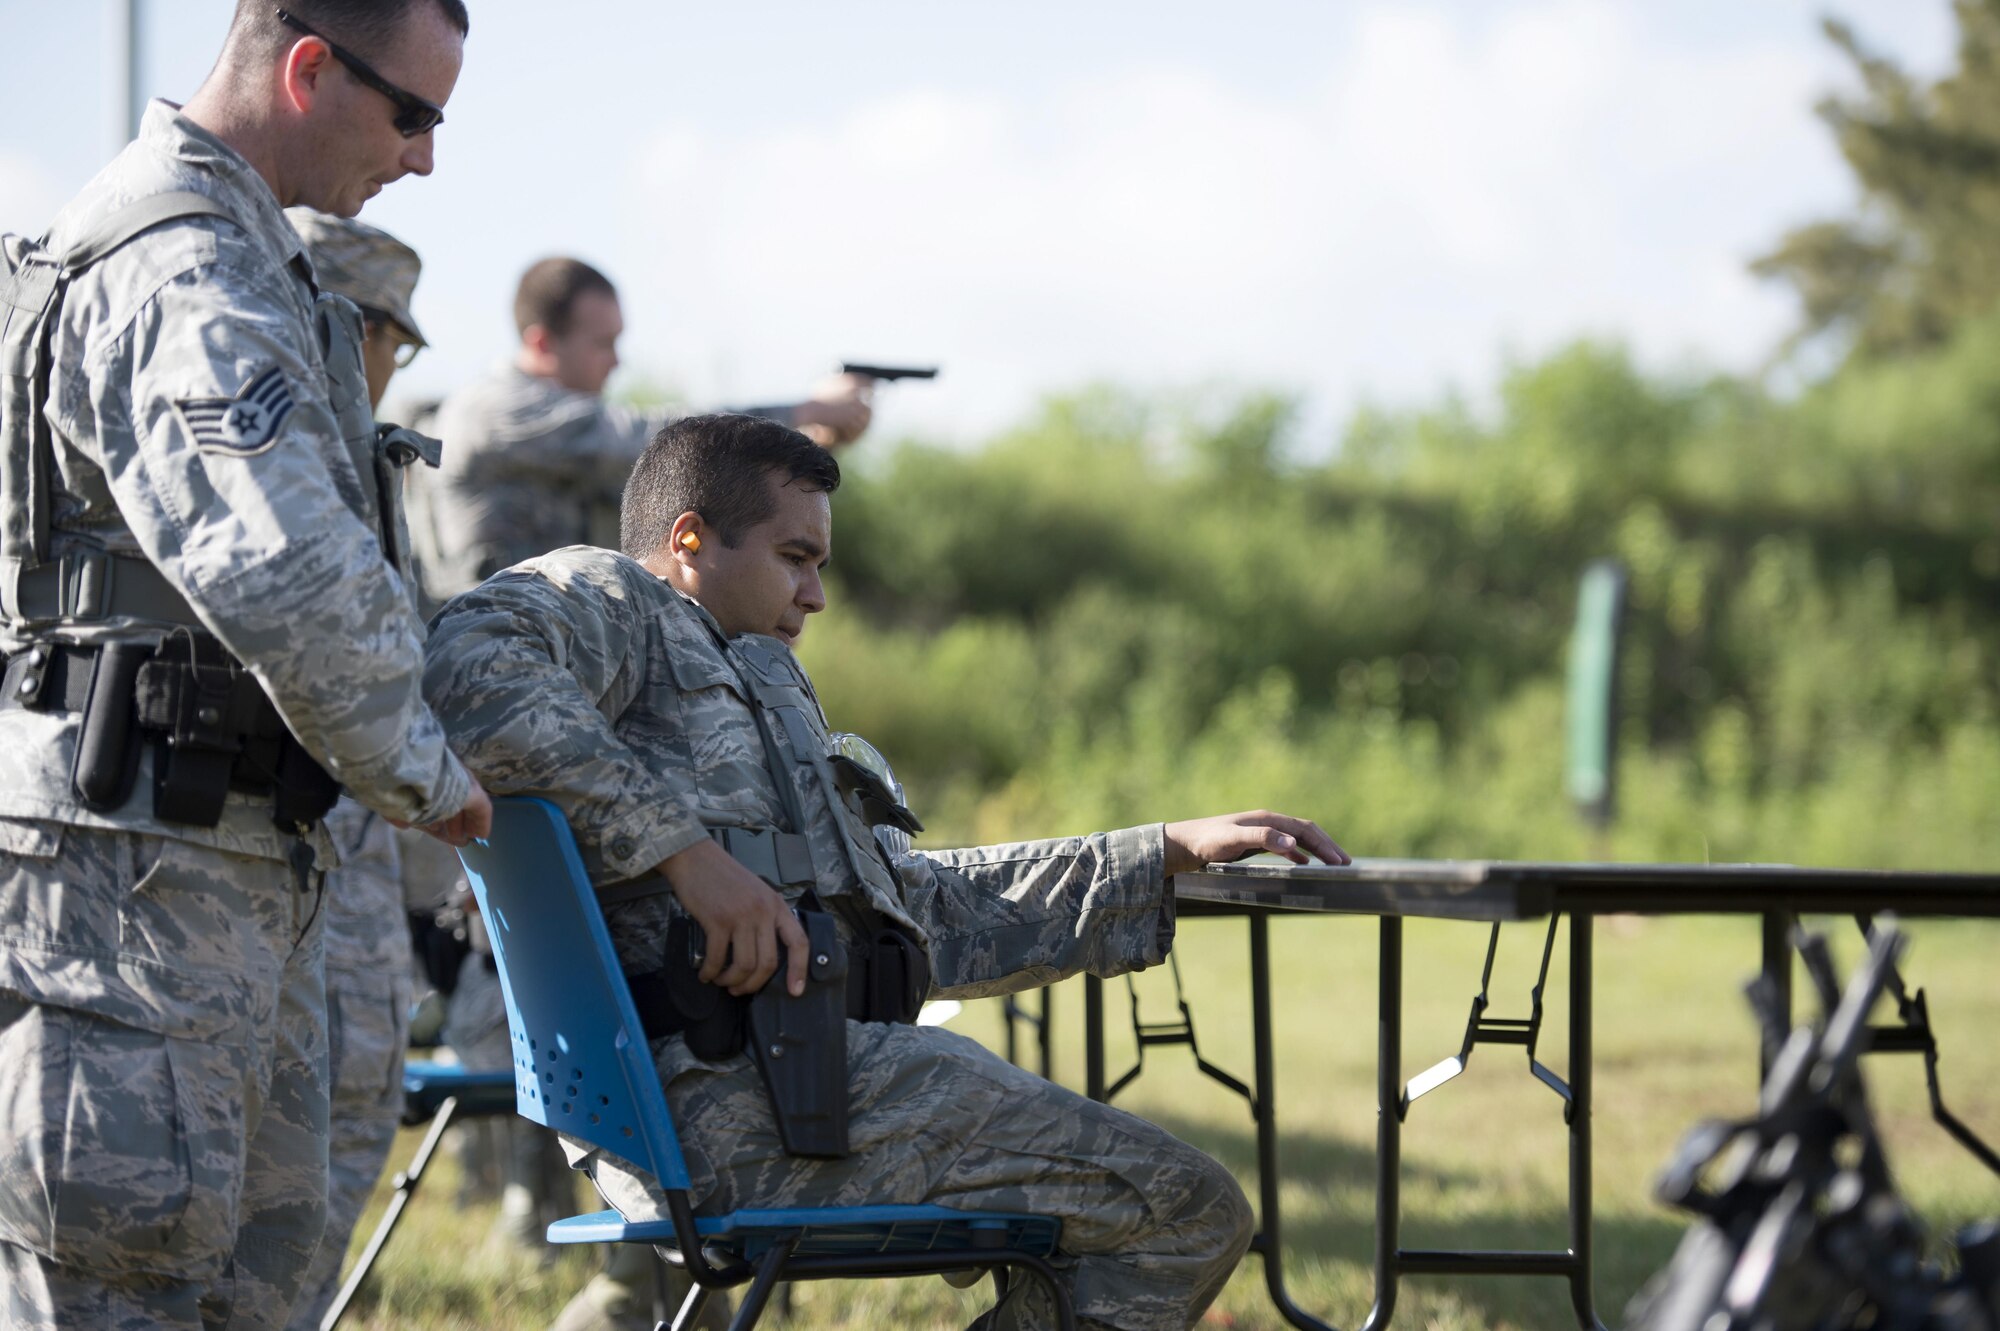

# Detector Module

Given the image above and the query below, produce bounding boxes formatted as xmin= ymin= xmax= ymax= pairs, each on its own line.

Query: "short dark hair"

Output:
xmin=233 ymin=0 xmax=470 ymax=55
xmin=514 ymin=257 xmax=617 ymax=338
xmin=621 ymin=414 xmax=841 ymax=560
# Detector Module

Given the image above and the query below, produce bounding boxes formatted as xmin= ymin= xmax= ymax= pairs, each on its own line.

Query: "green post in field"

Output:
xmin=1566 ymin=560 xmax=1628 ymax=826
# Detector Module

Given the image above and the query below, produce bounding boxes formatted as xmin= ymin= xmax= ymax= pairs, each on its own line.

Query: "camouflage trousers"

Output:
xmin=0 ymin=821 xmax=330 ymax=1331
xmin=574 ymin=1022 xmax=1254 ymax=1331
xmin=285 ymin=965 xmax=411 ymax=1331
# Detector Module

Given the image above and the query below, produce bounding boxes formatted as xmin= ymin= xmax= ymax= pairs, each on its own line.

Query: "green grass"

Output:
xmin=330 ymin=915 xmax=2000 ymax=1330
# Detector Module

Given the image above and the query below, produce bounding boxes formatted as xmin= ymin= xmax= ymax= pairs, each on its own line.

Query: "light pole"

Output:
xmin=112 ymin=0 xmax=144 ymax=148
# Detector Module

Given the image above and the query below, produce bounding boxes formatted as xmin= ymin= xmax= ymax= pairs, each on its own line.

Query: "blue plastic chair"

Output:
xmin=456 ymin=797 xmax=1075 ymax=1331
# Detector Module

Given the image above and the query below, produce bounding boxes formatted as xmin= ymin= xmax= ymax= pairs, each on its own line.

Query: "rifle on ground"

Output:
xmin=1626 ymin=920 xmax=2000 ymax=1331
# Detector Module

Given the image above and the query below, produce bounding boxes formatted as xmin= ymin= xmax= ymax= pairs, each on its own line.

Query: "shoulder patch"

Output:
xmin=173 ymin=365 xmax=295 ymax=455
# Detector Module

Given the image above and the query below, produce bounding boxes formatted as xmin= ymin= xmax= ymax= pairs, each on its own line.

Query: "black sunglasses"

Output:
xmin=275 ymin=8 xmax=445 ymax=138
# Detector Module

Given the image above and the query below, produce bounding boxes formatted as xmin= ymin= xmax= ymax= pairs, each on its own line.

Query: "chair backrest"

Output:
xmin=455 ymin=796 xmax=692 ymax=1190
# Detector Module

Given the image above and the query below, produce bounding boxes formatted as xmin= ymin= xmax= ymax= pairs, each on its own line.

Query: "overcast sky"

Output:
xmin=0 ymin=1 xmax=1959 ymax=447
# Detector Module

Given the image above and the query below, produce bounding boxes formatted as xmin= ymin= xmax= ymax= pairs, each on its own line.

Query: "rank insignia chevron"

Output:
xmin=175 ymin=365 xmax=295 ymax=455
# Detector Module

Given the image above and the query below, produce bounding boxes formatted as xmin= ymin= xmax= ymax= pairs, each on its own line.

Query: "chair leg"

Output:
xmin=319 ymin=1094 xmax=462 ymax=1331
xmin=724 ymin=1240 xmax=797 ymax=1331
xmin=668 ymin=1278 xmax=711 ymax=1331
xmin=648 ymin=1250 xmax=674 ymax=1326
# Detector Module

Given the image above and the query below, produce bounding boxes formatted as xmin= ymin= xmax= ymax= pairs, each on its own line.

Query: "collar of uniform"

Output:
xmin=138 ymin=99 xmax=308 ymax=278
xmin=668 ymin=584 xmax=731 ymax=648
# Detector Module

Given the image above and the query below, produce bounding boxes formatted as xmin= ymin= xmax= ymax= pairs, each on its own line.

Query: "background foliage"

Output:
xmin=796 ymin=6 xmax=2000 ymax=876
xmin=803 ymin=318 xmax=2000 ymax=869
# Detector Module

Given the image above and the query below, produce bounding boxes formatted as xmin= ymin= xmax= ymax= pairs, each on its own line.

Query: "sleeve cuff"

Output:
xmin=400 ymin=739 xmax=474 ymax=823
xmin=1111 ymin=822 xmax=1174 ymax=961
xmin=1106 ymin=823 xmax=1167 ymax=900
xmin=596 ymin=803 xmax=710 ymax=880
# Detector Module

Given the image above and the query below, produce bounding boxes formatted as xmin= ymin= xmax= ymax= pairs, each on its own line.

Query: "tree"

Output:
xmin=1757 ymin=1 xmax=2000 ymax=359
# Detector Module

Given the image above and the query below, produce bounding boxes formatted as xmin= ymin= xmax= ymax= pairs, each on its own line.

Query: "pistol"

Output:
xmin=839 ymin=363 xmax=939 ymax=383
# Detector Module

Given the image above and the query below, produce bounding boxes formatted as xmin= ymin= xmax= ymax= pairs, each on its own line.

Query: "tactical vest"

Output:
xmin=610 ymin=612 xmax=932 ymax=1046
xmin=0 ymin=192 xmax=233 ymax=625
xmin=605 ymin=625 xmax=923 ymax=916
xmin=0 ymin=193 xmax=425 ymax=830
xmin=725 ymin=635 xmax=922 ymax=922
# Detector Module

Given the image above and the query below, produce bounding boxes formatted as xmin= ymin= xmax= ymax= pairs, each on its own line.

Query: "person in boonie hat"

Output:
xmin=288 ymin=207 xmax=427 ymax=409
xmin=281 ymin=205 xmax=440 ymax=1331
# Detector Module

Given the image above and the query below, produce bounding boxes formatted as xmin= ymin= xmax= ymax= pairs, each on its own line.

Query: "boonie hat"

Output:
xmin=287 ymin=208 xmax=428 ymax=347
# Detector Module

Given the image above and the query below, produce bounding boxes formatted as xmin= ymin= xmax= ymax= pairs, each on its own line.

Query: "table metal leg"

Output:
xmin=1039 ymin=986 xmax=1055 ymax=1081
xmin=1382 ymin=913 xmax=1605 ymax=1331
xmin=1361 ymin=915 xmax=1402 ymax=1331
xmin=1103 ymin=908 xmax=1609 ymax=1331
xmin=1241 ymin=911 xmax=1339 ymax=1331
xmin=1566 ymin=912 xmax=1603 ymax=1330
xmin=1002 ymin=988 xmax=1057 ymax=1081
xmin=1085 ymin=974 xmax=1105 ymax=1102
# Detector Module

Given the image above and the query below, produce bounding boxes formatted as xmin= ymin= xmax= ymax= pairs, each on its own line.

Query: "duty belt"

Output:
xmin=1 ymin=551 xmax=202 ymax=626
xmin=0 ymin=636 xmax=339 ymax=831
xmin=624 ymin=917 xmax=929 ymax=1049
xmin=595 ymin=825 xmax=815 ymax=908
xmin=601 ymin=827 xmax=930 ymax=1043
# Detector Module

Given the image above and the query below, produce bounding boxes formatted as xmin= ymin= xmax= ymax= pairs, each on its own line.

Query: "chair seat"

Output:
xmin=549 ymin=1206 xmax=1062 ymax=1261
xmin=400 ymin=1060 xmax=519 ymax=1121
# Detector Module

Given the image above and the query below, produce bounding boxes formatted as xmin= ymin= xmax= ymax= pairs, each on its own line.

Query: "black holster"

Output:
xmin=136 ymin=634 xmax=244 ymax=827
xmin=632 ymin=907 xmax=853 ymax=1157
xmin=746 ymin=908 xmax=851 ymax=1158
xmin=409 ymin=906 xmax=473 ymax=997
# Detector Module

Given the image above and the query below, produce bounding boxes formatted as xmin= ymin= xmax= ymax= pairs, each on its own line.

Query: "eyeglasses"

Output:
xmin=357 ymin=306 xmax=423 ymax=368
xmin=275 ymin=8 xmax=445 ymax=138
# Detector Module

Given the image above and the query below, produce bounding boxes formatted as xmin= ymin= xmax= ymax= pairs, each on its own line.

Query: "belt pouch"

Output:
xmin=135 ymin=645 xmax=241 ymax=827
xmin=69 ymin=642 xmax=147 ymax=811
xmin=747 ymin=907 xmax=850 ymax=1158
xmin=270 ymin=732 xmax=341 ymax=829
xmin=869 ymin=926 xmax=931 ymax=1025
xmin=667 ymin=917 xmax=745 ymax=1061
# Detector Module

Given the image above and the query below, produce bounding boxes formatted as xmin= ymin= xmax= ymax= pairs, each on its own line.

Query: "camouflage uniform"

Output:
xmin=277 ymin=210 xmax=431 ymax=1331
xmin=410 ymin=369 xmax=793 ymax=604
xmin=423 ymin=548 xmax=1253 ymax=1331
xmin=409 ymin=367 xmax=663 ymax=602
xmin=283 ymin=802 xmax=411 ymax=1331
xmin=0 ymin=102 xmax=469 ymax=1330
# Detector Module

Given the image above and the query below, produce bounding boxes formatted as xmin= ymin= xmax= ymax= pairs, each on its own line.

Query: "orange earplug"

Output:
xmin=679 ymin=532 xmax=701 ymax=553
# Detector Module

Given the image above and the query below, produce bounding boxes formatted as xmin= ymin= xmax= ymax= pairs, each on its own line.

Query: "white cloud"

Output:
xmin=604 ymin=0 xmax=1857 ymax=443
